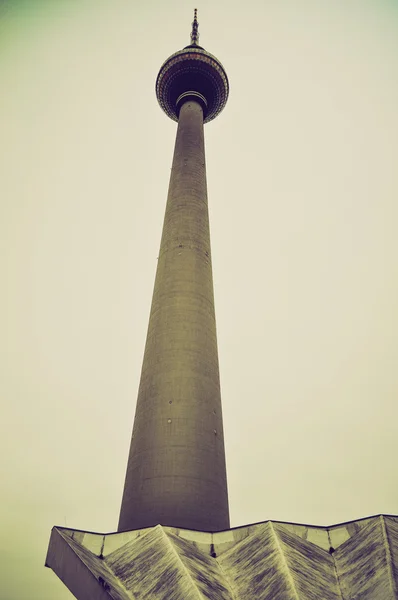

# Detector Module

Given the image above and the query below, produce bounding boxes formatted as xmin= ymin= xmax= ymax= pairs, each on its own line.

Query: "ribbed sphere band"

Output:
xmin=118 ymin=100 xmax=230 ymax=532
xmin=156 ymin=46 xmax=229 ymax=123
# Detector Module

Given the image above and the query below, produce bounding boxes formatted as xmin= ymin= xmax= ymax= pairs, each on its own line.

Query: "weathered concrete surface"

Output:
xmin=334 ymin=516 xmax=398 ymax=599
xmin=118 ymin=99 xmax=229 ymax=533
xmin=46 ymin=528 xmax=131 ymax=600
xmin=46 ymin=514 xmax=398 ymax=599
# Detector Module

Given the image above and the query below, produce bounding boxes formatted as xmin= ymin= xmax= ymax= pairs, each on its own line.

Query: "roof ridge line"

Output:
xmin=160 ymin=527 xmax=204 ymax=600
xmin=380 ymin=515 xmax=398 ymax=599
xmin=213 ymin=546 xmax=238 ymax=600
xmin=269 ymin=522 xmax=300 ymax=600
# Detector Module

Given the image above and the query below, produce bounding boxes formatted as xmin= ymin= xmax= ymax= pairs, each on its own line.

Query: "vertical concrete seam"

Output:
xmin=380 ymin=515 xmax=398 ymax=599
xmin=100 ymin=536 xmax=105 ymax=559
xmin=327 ymin=529 xmax=345 ymax=600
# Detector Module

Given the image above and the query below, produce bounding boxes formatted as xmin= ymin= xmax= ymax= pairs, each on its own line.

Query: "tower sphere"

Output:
xmin=156 ymin=13 xmax=229 ymax=124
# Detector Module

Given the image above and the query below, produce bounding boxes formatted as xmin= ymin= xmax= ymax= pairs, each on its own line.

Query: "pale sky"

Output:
xmin=1 ymin=0 xmax=398 ymax=598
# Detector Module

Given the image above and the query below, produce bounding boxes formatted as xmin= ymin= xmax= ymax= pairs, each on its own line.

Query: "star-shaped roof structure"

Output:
xmin=46 ymin=514 xmax=398 ymax=599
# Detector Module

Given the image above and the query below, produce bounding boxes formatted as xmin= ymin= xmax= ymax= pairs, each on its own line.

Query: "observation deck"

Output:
xmin=156 ymin=10 xmax=229 ymax=123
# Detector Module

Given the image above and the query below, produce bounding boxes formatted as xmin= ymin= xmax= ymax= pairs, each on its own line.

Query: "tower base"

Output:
xmin=46 ymin=514 xmax=398 ymax=599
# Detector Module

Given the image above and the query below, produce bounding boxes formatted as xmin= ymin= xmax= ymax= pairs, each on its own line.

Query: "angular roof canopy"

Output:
xmin=46 ymin=514 xmax=398 ymax=599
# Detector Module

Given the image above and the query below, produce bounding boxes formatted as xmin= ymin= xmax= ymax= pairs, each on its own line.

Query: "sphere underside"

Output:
xmin=156 ymin=46 xmax=229 ymax=123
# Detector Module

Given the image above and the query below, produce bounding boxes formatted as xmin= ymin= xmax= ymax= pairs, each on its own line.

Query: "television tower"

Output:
xmin=118 ymin=8 xmax=230 ymax=533
xmin=46 ymin=12 xmax=398 ymax=599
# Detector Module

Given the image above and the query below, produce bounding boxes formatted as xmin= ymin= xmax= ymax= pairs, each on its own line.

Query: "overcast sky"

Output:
xmin=1 ymin=0 xmax=398 ymax=598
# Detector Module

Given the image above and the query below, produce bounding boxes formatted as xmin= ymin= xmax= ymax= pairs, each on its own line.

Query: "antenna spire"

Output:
xmin=190 ymin=9 xmax=199 ymax=45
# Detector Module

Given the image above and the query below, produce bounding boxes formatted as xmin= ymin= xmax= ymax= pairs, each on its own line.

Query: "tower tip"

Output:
xmin=190 ymin=8 xmax=199 ymax=45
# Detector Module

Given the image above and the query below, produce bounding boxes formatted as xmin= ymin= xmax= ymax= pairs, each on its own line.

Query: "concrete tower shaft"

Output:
xmin=118 ymin=98 xmax=229 ymax=532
